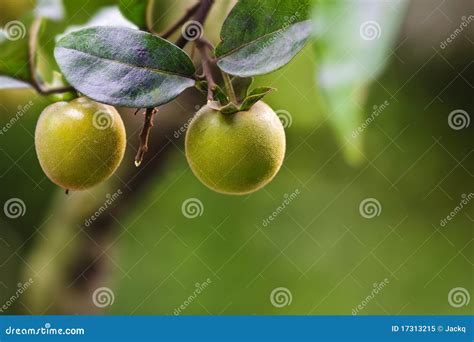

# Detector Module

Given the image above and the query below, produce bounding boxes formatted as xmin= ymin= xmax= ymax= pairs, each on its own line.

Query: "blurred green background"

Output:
xmin=0 ymin=0 xmax=472 ymax=315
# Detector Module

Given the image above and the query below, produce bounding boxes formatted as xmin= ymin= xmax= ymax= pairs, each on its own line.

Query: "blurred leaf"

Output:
xmin=34 ymin=0 xmax=64 ymax=21
xmin=0 ymin=1 xmax=124 ymax=89
xmin=240 ymin=87 xmax=275 ymax=110
xmin=55 ymin=26 xmax=196 ymax=107
xmin=216 ymin=0 xmax=312 ymax=77
xmin=313 ymin=0 xmax=409 ymax=164
xmin=0 ymin=76 xmax=31 ymax=89
xmin=38 ymin=5 xmax=137 ymax=85
xmin=119 ymin=0 xmax=150 ymax=29
xmin=0 ymin=15 xmax=36 ymax=84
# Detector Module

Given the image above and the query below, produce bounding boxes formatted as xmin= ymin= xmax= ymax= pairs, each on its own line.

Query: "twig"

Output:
xmin=28 ymin=18 xmax=75 ymax=95
xmin=196 ymin=38 xmax=217 ymax=102
xmin=160 ymin=1 xmax=201 ymax=39
xmin=135 ymin=107 xmax=157 ymax=167
xmin=175 ymin=0 xmax=214 ymax=48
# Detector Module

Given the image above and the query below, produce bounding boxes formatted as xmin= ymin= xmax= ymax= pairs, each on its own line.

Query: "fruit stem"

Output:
xmin=221 ymin=71 xmax=237 ymax=104
xmin=135 ymin=107 xmax=157 ymax=167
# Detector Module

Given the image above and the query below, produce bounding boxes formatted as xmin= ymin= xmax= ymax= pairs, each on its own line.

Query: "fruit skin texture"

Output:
xmin=185 ymin=101 xmax=286 ymax=195
xmin=35 ymin=97 xmax=126 ymax=190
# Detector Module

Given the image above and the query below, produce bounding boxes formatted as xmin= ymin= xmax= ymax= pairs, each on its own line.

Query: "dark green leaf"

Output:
xmin=119 ymin=0 xmax=150 ymax=29
xmin=217 ymin=102 xmax=240 ymax=115
xmin=195 ymin=81 xmax=229 ymax=105
xmin=212 ymin=84 xmax=229 ymax=105
xmin=55 ymin=26 xmax=196 ymax=107
xmin=313 ymin=0 xmax=408 ymax=164
xmin=231 ymin=76 xmax=253 ymax=102
xmin=216 ymin=0 xmax=312 ymax=77
xmin=240 ymin=87 xmax=275 ymax=111
xmin=194 ymin=80 xmax=207 ymax=93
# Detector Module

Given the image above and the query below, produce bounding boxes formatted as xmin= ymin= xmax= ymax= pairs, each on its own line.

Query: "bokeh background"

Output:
xmin=0 ymin=0 xmax=472 ymax=315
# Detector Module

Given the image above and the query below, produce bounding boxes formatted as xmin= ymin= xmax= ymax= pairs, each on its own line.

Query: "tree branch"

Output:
xmin=196 ymin=38 xmax=217 ymax=102
xmin=175 ymin=0 xmax=214 ymax=48
xmin=159 ymin=1 xmax=201 ymax=39
xmin=134 ymin=107 xmax=157 ymax=167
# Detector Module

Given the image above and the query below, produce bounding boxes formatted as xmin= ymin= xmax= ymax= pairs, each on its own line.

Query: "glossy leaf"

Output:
xmin=55 ymin=26 xmax=196 ymax=107
xmin=119 ymin=0 xmax=150 ymax=29
xmin=216 ymin=0 xmax=312 ymax=77
xmin=195 ymin=81 xmax=229 ymax=105
xmin=313 ymin=0 xmax=409 ymax=164
xmin=240 ymin=87 xmax=275 ymax=111
xmin=231 ymin=76 xmax=253 ymax=102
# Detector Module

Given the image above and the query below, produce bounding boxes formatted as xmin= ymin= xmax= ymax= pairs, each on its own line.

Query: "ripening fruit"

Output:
xmin=35 ymin=97 xmax=126 ymax=190
xmin=185 ymin=101 xmax=286 ymax=195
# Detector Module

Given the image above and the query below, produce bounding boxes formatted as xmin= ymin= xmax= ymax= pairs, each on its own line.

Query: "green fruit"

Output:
xmin=185 ymin=101 xmax=286 ymax=195
xmin=35 ymin=97 xmax=126 ymax=190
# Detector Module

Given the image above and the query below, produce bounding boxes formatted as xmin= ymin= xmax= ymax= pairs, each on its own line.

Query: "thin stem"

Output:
xmin=28 ymin=18 xmax=75 ymax=95
xmin=160 ymin=1 xmax=201 ymax=39
xmin=221 ymin=71 xmax=237 ymax=104
xmin=196 ymin=38 xmax=217 ymax=102
xmin=135 ymin=107 xmax=157 ymax=167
